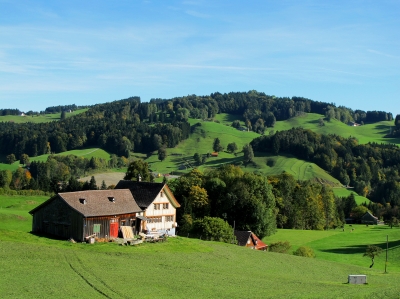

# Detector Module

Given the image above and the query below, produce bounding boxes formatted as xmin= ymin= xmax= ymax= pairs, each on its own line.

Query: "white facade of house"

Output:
xmin=143 ymin=189 xmax=177 ymax=234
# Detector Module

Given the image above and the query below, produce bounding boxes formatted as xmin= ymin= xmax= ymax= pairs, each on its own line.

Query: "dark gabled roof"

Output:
xmin=114 ymin=180 xmax=180 ymax=209
xmin=30 ymin=189 xmax=142 ymax=217
xmin=362 ymin=211 xmax=378 ymax=220
xmin=234 ymin=230 xmax=252 ymax=246
xmin=234 ymin=230 xmax=268 ymax=250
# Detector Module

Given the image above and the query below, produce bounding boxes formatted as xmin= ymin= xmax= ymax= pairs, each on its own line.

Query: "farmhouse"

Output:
xmin=114 ymin=180 xmax=181 ymax=235
xmin=234 ymin=230 xmax=267 ymax=251
xmin=29 ymin=189 xmax=142 ymax=242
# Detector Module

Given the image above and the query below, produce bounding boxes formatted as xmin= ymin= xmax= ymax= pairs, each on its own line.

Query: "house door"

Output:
xmin=109 ymin=219 xmax=119 ymax=238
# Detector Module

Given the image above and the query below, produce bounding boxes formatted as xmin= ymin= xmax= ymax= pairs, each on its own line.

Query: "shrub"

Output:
xmin=266 ymin=159 xmax=276 ymax=167
xmin=268 ymin=241 xmax=291 ymax=253
xmin=293 ymin=246 xmax=315 ymax=258
xmin=191 ymin=217 xmax=236 ymax=243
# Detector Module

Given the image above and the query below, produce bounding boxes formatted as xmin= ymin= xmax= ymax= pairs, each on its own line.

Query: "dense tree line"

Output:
xmin=150 ymin=91 xmax=392 ymax=134
xmin=0 ymin=154 xmax=129 ymax=193
xmin=44 ymin=104 xmax=89 ymax=114
xmin=0 ymin=91 xmax=393 ymax=158
xmin=0 ymin=109 xmax=21 ymax=116
xmin=169 ymin=166 xmax=277 ymax=239
xmin=269 ymin=172 xmax=357 ymax=229
xmin=169 ymin=166 xmax=364 ymax=237
xmin=0 ymin=97 xmax=190 ymax=158
xmin=251 ymin=128 xmax=400 ymax=213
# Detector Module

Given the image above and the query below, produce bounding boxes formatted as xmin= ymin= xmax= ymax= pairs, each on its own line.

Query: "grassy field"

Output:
xmin=211 ymin=112 xmax=400 ymax=145
xmin=332 ymin=188 xmax=371 ymax=205
xmin=79 ymin=172 xmax=126 ymax=187
xmin=265 ymin=225 xmax=400 ymax=272
xmin=0 ymin=109 xmax=88 ymax=124
xmin=146 ymin=119 xmax=260 ymax=175
xmin=0 ymin=148 xmax=112 ymax=172
xmin=270 ymin=113 xmax=400 ymax=145
xmin=142 ymin=119 xmax=348 ymax=185
xmin=1 ymin=195 xmax=400 ymax=298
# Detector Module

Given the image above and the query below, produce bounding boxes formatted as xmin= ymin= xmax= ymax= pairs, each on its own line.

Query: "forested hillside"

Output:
xmin=1 ymin=91 xmax=400 ymax=233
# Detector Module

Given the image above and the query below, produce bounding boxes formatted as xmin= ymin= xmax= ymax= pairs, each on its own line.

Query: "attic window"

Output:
xmin=79 ymin=198 xmax=86 ymax=205
xmin=108 ymin=197 xmax=115 ymax=203
xmin=160 ymin=191 xmax=164 ymax=197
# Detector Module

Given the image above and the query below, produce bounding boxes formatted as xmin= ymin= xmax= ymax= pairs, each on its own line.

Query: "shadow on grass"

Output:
xmin=321 ymin=239 xmax=400 ymax=255
xmin=29 ymin=231 xmax=70 ymax=241
xmin=218 ymin=114 xmax=241 ymax=123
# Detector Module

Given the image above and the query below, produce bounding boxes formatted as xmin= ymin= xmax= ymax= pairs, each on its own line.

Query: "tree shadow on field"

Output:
xmin=321 ymin=239 xmax=400 ymax=255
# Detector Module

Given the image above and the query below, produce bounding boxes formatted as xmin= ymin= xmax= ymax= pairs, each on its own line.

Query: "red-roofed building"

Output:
xmin=234 ymin=230 xmax=268 ymax=251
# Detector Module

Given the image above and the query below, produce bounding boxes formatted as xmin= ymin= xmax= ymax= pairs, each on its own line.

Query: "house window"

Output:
xmin=165 ymin=215 xmax=174 ymax=222
xmin=148 ymin=216 xmax=162 ymax=223
xmin=163 ymin=203 xmax=169 ymax=209
xmin=154 ymin=203 xmax=160 ymax=210
xmin=160 ymin=191 xmax=164 ymax=197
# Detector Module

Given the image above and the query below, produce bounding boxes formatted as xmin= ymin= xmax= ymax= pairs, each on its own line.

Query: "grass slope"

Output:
xmin=265 ymin=225 xmax=400 ymax=272
xmin=0 ymin=148 xmax=111 ymax=172
xmin=270 ymin=113 xmax=400 ymax=145
xmin=0 ymin=109 xmax=88 ymax=124
xmin=332 ymin=188 xmax=371 ymax=205
xmin=1 ymin=196 xmax=400 ymax=298
xmin=147 ymin=119 xmax=342 ymax=185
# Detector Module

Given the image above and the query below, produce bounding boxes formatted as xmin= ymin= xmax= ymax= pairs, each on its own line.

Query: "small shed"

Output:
xmin=234 ymin=230 xmax=267 ymax=251
xmin=29 ymin=189 xmax=142 ymax=242
xmin=361 ymin=211 xmax=378 ymax=225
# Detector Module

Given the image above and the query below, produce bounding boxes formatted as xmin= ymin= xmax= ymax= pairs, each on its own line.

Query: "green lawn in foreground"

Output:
xmin=1 ymin=196 xmax=400 ymax=298
xmin=265 ymin=225 xmax=400 ymax=272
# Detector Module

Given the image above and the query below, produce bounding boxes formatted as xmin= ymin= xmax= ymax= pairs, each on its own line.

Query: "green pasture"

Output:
xmin=1 ymin=195 xmax=400 ymax=298
xmin=269 ymin=113 xmax=400 ymax=145
xmin=333 ymin=188 xmax=371 ymax=205
xmin=266 ymin=225 xmax=400 ymax=272
xmin=0 ymin=109 xmax=88 ymax=124
xmin=249 ymin=153 xmax=341 ymax=185
xmin=0 ymin=148 xmax=112 ymax=171
xmin=146 ymin=120 xmax=259 ymax=175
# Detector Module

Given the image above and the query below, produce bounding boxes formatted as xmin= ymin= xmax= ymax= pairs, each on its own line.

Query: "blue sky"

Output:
xmin=1 ymin=0 xmax=399 ymax=116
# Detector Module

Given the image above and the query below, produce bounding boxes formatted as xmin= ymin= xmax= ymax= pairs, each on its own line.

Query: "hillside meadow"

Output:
xmin=332 ymin=188 xmax=371 ymax=205
xmin=0 ymin=109 xmax=88 ymax=124
xmin=1 ymin=195 xmax=400 ymax=298
xmin=265 ymin=225 xmax=400 ymax=272
xmin=0 ymin=148 xmax=112 ymax=172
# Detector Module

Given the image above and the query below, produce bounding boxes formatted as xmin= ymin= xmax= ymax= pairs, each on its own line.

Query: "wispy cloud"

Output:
xmin=368 ymin=49 xmax=400 ymax=60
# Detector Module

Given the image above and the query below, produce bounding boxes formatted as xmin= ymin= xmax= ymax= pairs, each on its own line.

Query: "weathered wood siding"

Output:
xmin=31 ymin=196 xmax=84 ymax=241
xmin=83 ymin=213 xmax=137 ymax=239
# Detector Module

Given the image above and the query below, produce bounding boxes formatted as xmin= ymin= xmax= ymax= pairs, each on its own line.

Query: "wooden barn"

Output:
xmin=234 ymin=230 xmax=268 ymax=251
xmin=115 ymin=180 xmax=180 ymax=235
xmin=29 ymin=189 xmax=142 ymax=242
xmin=361 ymin=211 xmax=379 ymax=225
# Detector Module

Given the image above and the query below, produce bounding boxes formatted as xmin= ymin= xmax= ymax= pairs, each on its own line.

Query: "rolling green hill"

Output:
xmin=0 ymin=148 xmax=111 ymax=172
xmin=270 ymin=113 xmax=400 ymax=145
xmin=0 ymin=109 xmax=88 ymax=124
xmin=332 ymin=188 xmax=371 ymax=205
xmin=1 ymin=195 xmax=400 ymax=298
